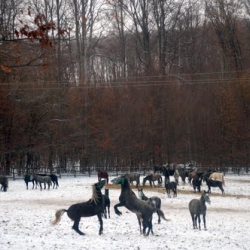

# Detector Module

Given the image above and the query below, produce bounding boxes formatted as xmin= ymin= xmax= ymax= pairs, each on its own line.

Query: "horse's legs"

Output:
xmin=197 ymin=215 xmax=201 ymax=230
xmin=137 ymin=215 xmax=142 ymax=234
xmin=72 ymin=219 xmax=85 ymax=235
xmin=157 ymin=211 xmax=161 ymax=224
xmin=97 ymin=213 xmax=103 ymax=235
xmin=114 ymin=203 xmax=123 ymax=216
xmin=203 ymin=214 xmax=207 ymax=230
xmin=107 ymin=205 xmax=110 ymax=218
xmin=39 ymin=182 xmax=42 ymax=191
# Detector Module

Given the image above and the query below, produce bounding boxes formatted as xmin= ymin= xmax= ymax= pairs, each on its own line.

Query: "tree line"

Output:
xmin=0 ymin=0 xmax=250 ymax=174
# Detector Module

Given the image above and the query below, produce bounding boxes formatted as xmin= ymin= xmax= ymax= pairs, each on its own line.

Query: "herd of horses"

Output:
xmin=1 ymin=165 xmax=226 ymax=236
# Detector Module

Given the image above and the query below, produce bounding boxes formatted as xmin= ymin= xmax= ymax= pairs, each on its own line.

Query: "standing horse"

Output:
xmin=125 ymin=173 xmax=140 ymax=187
xmin=113 ymin=176 xmax=168 ymax=236
xmin=143 ymin=174 xmax=162 ymax=187
xmin=102 ymin=188 xmax=110 ymax=219
xmin=209 ymin=172 xmax=225 ymax=186
xmin=137 ymin=188 xmax=162 ymax=224
xmin=162 ymin=167 xmax=175 ymax=182
xmin=0 ymin=176 xmax=8 ymax=192
xmin=97 ymin=170 xmax=109 ymax=184
xmin=189 ymin=191 xmax=211 ymax=230
xmin=165 ymin=179 xmax=177 ymax=198
xmin=30 ymin=175 xmax=52 ymax=190
xmin=206 ymin=178 xmax=225 ymax=194
xmin=192 ymin=177 xmax=202 ymax=193
xmin=52 ymin=179 xmax=106 ymax=235
xmin=24 ymin=174 xmax=37 ymax=189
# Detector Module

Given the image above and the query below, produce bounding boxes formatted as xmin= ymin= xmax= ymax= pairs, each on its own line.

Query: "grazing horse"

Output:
xmin=113 ymin=176 xmax=168 ymax=236
xmin=34 ymin=174 xmax=59 ymax=189
xmin=165 ymin=179 xmax=177 ymax=198
xmin=179 ymin=168 xmax=194 ymax=183
xmin=189 ymin=191 xmax=211 ymax=230
xmin=0 ymin=176 xmax=8 ymax=192
xmin=206 ymin=178 xmax=225 ymax=194
xmin=97 ymin=170 xmax=109 ymax=184
xmin=125 ymin=173 xmax=140 ymax=187
xmin=143 ymin=174 xmax=162 ymax=187
xmin=209 ymin=172 xmax=225 ymax=186
xmin=102 ymin=188 xmax=110 ymax=219
xmin=30 ymin=175 xmax=52 ymax=190
xmin=188 ymin=171 xmax=204 ymax=184
xmin=137 ymin=188 xmax=162 ymax=224
xmin=52 ymin=180 xmax=106 ymax=235
xmin=192 ymin=177 xmax=202 ymax=193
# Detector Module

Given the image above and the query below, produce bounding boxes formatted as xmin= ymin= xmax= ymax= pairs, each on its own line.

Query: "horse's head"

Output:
xmin=202 ymin=191 xmax=211 ymax=204
xmin=96 ymin=179 xmax=106 ymax=189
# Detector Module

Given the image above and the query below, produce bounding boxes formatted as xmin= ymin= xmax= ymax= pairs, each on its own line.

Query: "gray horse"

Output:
xmin=189 ymin=191 xmax=211 ymax=230
xmin=137 ymin=187 xmax=162 ymax=224
xmin=30 ymin=174 xmax=52 ymax=190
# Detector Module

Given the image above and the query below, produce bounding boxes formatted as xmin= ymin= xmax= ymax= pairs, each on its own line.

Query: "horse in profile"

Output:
xmin=209 ymin=172 xmax=225 ymax=186
xmin=0 ymin=176 xmax=8 ymax=192
xmin=97 ymin=170 xmax=109 ymax=184
xmin=113 ymin=176 xmax=168 ymax=236
xmin=137 ymin=187 xmax=162 ymax=224
xmin=125 ymin=172 xmax=140 ymax=187
xmin=52 ymin=179 xmax=106 ymax=235
xmin=30 ymin=174 xmax=52 ymax=190
xmin=165 ymin=179 xmax=177 ymax=198
xmin=143 ymin=174 xmax=162 ymax=187
xmin=102 ymin=188 xmax=110 ymax=219
xmin=206 ymin=178 xmax=225 ymax=194
xmin=189 ymin=191 xmax=211 ymax=230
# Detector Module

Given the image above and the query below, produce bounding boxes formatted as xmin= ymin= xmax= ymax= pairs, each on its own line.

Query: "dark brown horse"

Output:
xmin=114 ymin=176 xmax=168 ymax=236
xmin=52 ymin=179 xmax=106 ymax=235
xmin=143 ymin=174 xmax=162 ymax=187
xmin=0 ymin=176 xmax=8 ymax=192
xmin=97 ymin=170 xmax=109 ymax=184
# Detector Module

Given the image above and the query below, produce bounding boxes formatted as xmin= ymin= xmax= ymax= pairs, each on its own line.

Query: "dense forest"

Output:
xmin=0 ymin=0 xmax=250 ymax=174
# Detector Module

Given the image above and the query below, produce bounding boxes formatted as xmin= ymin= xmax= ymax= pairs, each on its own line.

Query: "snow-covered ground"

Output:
xmin=0 ymin=174 xmax=249 ymax=250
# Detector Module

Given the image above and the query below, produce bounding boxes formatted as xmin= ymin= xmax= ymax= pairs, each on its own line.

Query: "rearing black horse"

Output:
xmin=113 ymin=176 xmax=168 ymax=236
xmin=51 ymin=179 xmax=106 ymax=235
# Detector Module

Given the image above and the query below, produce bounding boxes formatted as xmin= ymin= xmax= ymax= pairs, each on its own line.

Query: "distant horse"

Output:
xmin=125 ymin=173 xmax=140 ymax=187
xmin=102 ymin=188 xmax=110 ymax=219
xmin=0 ymin=176 xmax=8 ymax=192
xmin=206 ymin=178 xmax=225 ymax=194
xmin=172 ymin=170 xmax=179 ymax=184
xmin=179 ymin=168 xmax=194 ymax=183
xmin=97 ymin=170 xmax=109 ymax=184
xmin=24 ymin=174 xmax=37 ymax=189
xmin=113 ymin=176 xmax=168 ymax=236
xmin=165 ymin=179 xmax=177 ymax=198
xmin=192 ymin=177 xmax=202 ymax=193
xmin=162 ymin=167 xmax=175 ymax=181
xmin=52 ymin=179 xmax=106 ymax=235
xmin=153 ymin=165 xmax=165 ymax=174
xmin=188 ymin=171 xmax=204 ymax=184
xmin=143 ymin=174 xmax=162 ymax=187
xmin=30 ymin=175 xmax=52 ymax=190
xmin=137 ymin=187 xmax=162 ymax=224
xmin=189 ymin=191 xmax=211 ymax=230
xmin=209 ymin=172 xmax=225 ymax=186
xmin=35 ymin=174 xmax=59 ymax=189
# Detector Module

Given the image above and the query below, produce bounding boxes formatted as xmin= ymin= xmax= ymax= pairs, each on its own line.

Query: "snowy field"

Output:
xmin=0 ymin=173 xmax=250 ymax=250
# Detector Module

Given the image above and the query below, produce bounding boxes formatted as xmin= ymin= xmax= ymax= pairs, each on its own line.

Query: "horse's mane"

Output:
xmin=90 ymin=184 xmax=99 ymax=204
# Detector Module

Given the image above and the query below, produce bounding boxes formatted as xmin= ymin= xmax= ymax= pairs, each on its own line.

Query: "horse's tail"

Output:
xmin=156 ymin=209 xmax=170 ymax=221
xmin=51 ymin=209 xmax=67 ymax=225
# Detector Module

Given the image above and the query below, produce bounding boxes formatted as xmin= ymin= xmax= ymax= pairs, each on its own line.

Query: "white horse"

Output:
xmin=209 ymin=172 xmax=225 ymax=186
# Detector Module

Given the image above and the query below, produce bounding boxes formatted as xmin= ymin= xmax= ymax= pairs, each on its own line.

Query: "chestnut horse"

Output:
xmin=97 ymin=170 xmax=109 ymax=184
